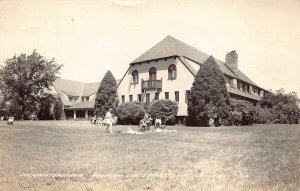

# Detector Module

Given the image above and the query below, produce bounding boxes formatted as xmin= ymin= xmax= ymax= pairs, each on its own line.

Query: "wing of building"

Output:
xmin=52 ymin=78 xmax=121 ymax=119
xmin=52 ymin=78 xmax=99 ymax=119
xmin=117 ymin=35 xmax=267 ymax=116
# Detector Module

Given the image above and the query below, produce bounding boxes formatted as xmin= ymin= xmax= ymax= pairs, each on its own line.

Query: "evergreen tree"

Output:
xmin=187 ymin=56 xmax=231 ymax=126
xmin=53 ymin=96 xmax=65 ymax=120
xmin=94 ymin=70 xmax=119 ymax=117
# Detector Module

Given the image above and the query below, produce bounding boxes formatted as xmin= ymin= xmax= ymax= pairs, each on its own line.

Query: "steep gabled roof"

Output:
xmin=131 ymin=35 xmax=258 ymax=87
xmin=53 ymin=78 xmax=84 ymax=97
xmin=52 ymin=78 xmax=121 ymax=107
xmin=82 ymin=82 xmax=100 ymax=96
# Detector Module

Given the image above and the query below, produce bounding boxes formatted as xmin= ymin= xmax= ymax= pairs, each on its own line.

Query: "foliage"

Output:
xmin=94 ymin=70 xmax=119 ymax=117
xmin=53 ymin=96 xmax=65 ymax=120
xmin=186 ymin=56 xmax=231 ymax=127
xmin=37 ymin=94 xmax=55 ymax=120
xmin=256 ymin=89 xmax=300 ymax=124
xmin=229 ymin=99 xmax=255 ymax=126
xmin=148 ymin=99 xmax=178 ymax=125
xmin=116 ymin=102 xmax=146 ymax=125
xmin=0 ymin=50 xmax=62 ymax=119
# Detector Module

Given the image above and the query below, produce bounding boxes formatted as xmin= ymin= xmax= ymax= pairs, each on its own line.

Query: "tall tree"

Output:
xmin=187 ymin=56 xmax=231 ymax=126
xmin=94 ymin=70 xmax=119 ymax=117
xmin=0 ymin=50 xmax=62 ymax=119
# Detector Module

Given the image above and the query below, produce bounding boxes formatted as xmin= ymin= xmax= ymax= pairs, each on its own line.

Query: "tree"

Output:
xmin=53 ymin=96 xmax=65 ymax=120
xmin=186 ymin=56 xmax=231 ymax=126
xmin=37 ymin=94 xmax=55 ymax=120
xmin=0 ymin=50 xmax=62 ymax=119
xmin=94 ymin=70 xmax=119 ymax=117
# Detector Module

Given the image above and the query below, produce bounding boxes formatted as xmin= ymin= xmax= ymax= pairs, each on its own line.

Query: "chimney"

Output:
xmin=225 ymin=50 xmax=238 ymax=73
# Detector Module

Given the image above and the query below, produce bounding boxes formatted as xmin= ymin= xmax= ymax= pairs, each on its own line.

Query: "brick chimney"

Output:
xmin=225 ymin=50 xmax=238 ymax=73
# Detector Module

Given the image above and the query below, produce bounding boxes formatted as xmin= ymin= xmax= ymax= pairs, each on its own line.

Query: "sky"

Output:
xmin=0 ymin=0 xmax=300 ymax=95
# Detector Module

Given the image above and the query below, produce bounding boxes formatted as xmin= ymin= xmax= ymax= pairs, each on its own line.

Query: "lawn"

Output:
xmin=0 ymin=121 xmax=299 ymax=191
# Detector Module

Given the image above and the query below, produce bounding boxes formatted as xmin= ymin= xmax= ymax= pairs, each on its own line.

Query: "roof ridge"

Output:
xmin=167 ymin=36 xmax=178 ymax=56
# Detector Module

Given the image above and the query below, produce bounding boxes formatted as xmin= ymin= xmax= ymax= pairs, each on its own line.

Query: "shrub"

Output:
xmin=254 ymin=106 xmax=276 ymax=124
xmin=148 ymin=99 xmax=178 ymax=125
xmin=186 ymin=56 xmax=231 ymax=126
xmin=116 ymin=102 xmax=146 ymax=125
xmin=256 ymin=89 xmax=300 ymax=124
xmin=229 ymin=99 xmax=255 ymax=126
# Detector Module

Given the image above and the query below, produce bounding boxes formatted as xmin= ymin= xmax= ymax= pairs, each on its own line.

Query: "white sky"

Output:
xmin=0 ymin=0 xmax=300 ymax=95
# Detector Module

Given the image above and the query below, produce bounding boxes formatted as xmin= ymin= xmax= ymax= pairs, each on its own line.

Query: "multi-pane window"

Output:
xmin=165 ymin=92 xmax=169 ymax=100
xmin=175 ymin=91 xmax=179 ymax=102
xmin=137 ymin=94 xmax=141 ymax=102
xmin=146 ymin=93 xmax=150 ymax=104
xmin=121 ymin=95 xmax=125 ymax=103
xmin=69 ymin=96 xmax=78 ymax=102
xmin=132 ymin=70 xmax=139 ymax=84
xmin=155 ymin=92 xmax=159 ymax=100
xmin=185 ymin=90 xmax=190 ymax=103
xmin=81 ymin=96 xmax=89 ymax=102
xmin=129 ymin=95 xmax=133 ymax=102
xmin=168 ymin=64 xmax=177 ymax=80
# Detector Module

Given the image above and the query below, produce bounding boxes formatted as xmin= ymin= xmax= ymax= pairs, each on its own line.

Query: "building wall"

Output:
xmin=117 ymin=57 xmax=195 ymax=116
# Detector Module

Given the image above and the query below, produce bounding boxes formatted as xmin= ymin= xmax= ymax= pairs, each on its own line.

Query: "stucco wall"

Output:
xmin=117 ymin=57 xmax=196 ymax=116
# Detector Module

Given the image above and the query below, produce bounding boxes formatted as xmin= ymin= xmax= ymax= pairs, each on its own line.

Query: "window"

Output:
xmin=122 ymin=95 xmax=125 ymax=103
xmin=165 ymin=92 xmax=169 ymax=100
xmin=230 ymin=79 xmax=234 ymax=88
xmin=81 ymin=96 xmax=89 ymax=102
xmin=185 ymin=90 xmax=190 ymax=103
xmin=69 ymin=96 xmax=78 ymax=102
xmin=146 ymin=93 xmax=150 ymax=104
xmin=168 ymin=64 xmax=177 ymax=80
xmin=129 ymin=95 xmax=133 ymax=102
xmin=137 ymin=94 xmax=141 ymax=102
xmin=237 ymin=81 xmax=242 ymax=90
xmin=155 ymin=92 xmax=159 ymax=100
xmin=175 ymin=91 xmax=179 ymax=102
xmin=132 ymin=70 xmax=139 ymax=84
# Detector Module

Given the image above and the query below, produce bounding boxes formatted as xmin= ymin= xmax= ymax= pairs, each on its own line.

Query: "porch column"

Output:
xmin=85 ymin=110 xmax=88 ymax=119
xmin=73 ymin=110 xmax=76 ymax=120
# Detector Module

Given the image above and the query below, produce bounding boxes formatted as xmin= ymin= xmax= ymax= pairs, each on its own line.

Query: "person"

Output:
xmin=140 ymin=112 xmax=152 ymax=131
xmin=155 ymin=117 xmax=162 ymax=129
xmin=105 ymin=109 xmax=114 ymax=133
xmin=91 ymin=115 xmax=97 ymax=124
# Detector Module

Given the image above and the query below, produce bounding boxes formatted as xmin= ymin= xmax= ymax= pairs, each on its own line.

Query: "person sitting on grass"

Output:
xmin=140 ymin=112 xmax=152 ymax=131
xmin=7 ymin=116 xmax=14 ymax=125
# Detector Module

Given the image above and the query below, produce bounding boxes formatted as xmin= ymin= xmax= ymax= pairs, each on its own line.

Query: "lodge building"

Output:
xmin=117 ymin=36 xmax=266 ymax=116
xmin=52 ymin=35 xmax=266 ymax=119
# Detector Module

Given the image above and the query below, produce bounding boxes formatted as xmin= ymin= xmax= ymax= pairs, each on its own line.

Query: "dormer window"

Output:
xmin=132 ymin=70 xmax=139 ymax=84
xmin=168 ymin=64 xmax=177 ymax=80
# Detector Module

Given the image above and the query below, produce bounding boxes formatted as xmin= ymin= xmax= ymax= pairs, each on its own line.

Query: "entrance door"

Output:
xmin=149 ymin=67 xmax=157 ymax=88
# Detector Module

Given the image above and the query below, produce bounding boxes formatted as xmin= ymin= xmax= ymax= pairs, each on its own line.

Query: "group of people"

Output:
xmin=92 ymin=110 xmax=164 ymax=133
xmin=139 ymin=112 xmax=163 ymax=131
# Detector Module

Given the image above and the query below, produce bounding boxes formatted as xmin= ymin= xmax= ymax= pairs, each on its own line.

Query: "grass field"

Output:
xmin=0 ymin=121 xmax=299 ymax=191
